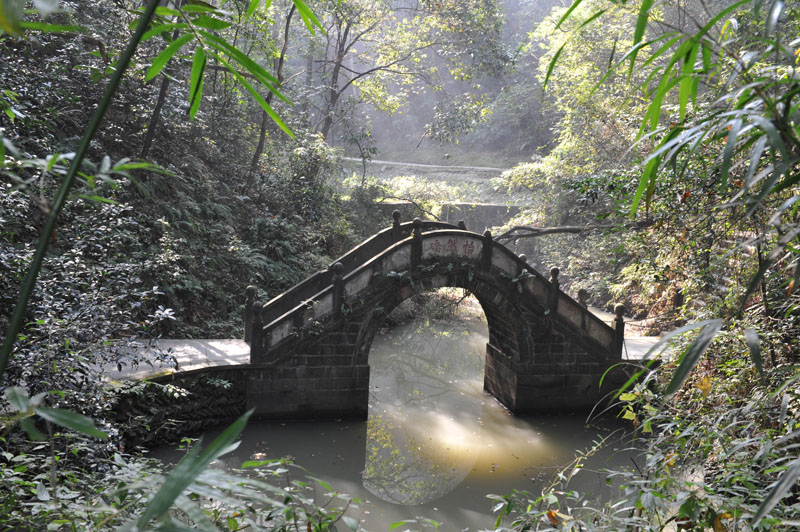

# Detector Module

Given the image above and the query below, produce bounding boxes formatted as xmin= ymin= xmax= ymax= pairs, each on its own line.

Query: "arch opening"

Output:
xmin=363 ymin=287 xmax=491 ymax=505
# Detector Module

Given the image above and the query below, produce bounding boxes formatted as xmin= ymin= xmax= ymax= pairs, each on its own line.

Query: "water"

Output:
xmin=155 ymin=305 xmax=635 ymax=530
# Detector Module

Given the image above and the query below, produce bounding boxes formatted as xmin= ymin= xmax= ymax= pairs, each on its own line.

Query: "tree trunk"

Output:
xmin=247 ymin=5 xmax=296 ymax=186
xmin=318 ymin=22 xmax=349 ymax=140
xmin=140 ymin=75 xmax=170 ymax=158
xmin=140 ymin=0 xmax=184 ymax=159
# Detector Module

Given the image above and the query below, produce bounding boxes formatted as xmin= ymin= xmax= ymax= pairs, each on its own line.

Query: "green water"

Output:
xmin=156 ymin=311 xmax=635 ymax=530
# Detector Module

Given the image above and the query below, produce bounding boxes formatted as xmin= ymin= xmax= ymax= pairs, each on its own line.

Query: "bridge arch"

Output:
xmin=350 ymin=260 xmax=536 ymax=370
xmin=245 ymin=220 xmax=626 ymax=419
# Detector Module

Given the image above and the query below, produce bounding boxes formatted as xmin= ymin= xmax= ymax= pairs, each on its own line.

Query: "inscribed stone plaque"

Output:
xmin=421 ymin=236 xmax=482 ymax=260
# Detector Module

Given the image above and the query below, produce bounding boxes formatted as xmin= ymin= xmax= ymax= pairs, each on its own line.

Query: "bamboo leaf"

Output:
xmin=155 ymin=7 xmax=181 ymax=17
xmin=246 ymin=0 xmax=261 ymax=17
xmin=190 ymin=14 xmax=231 ymax=31
xmin=36 ymin=407 xmax=109 ymax=439
xmin=679 ymin=42 xmax=699 ymax=121
xmin=198 ymin=30 xmax=281 ymax=87
xmin=664 ymin=320 xmax=723 ymax=395
xmin=543 ymin=42 xmax=566 ymax=92
xmin=292 ymin=0 xmax=322 ymax=34
xmin=134 ymin=410 xmax=253 ymax=528
xmin=5 ymin=386 xmax=30 ymax=412
xmin=145 ymin=33 xmax=193 ymax=81
xmin=20 ymin=417 xmax=46 ymax=441
xmin=554 ymin=0 xmax=585 ymax=30
xmin=207 ymin=51 xmax=293 ymax=138
xmin=631 ymin=154 xmax=660 ymax=215
xmin=189 ymin=46 xmax=206 ymax=120
xmin=141 ymin=23 xmax=186 ymax=43
xmin=592 ymin=34 xmax=679 ymax=94
xmin=75 ymin=194 xmax=120 ymax=205
xmin=750 ymin=115 xmax=790 ymax=161
xmin=577 ymin=9 xmax=606 ymax=31
xmin=0 ymin=0 xmax=24 ymax=35
xmin=719 ymin=118 xmax=742 ymax=191
xmin=752 ymin=458 xmax=800 ymax=525
xmin=172 ymin=495 xmax=219 ymax=532
xmin=19 ymin=21 xmax=82 ymax=33
xmin=744 ymin=328 xmax=764 ymax=381
xmin=765 ymin=0 xmax=784 ymax=36
xmin=629 ymin=0 xmax=654 ymax=72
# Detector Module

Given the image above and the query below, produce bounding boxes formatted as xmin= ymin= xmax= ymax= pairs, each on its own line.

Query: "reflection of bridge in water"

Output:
xmin=110 ymin=213 xmax=655 ymax=419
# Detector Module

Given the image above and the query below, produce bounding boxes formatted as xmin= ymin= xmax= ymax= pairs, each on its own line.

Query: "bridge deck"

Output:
xmin=104 ymin=334 xmax=662 ymax=381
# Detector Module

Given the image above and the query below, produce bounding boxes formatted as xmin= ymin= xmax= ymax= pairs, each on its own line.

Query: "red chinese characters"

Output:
xmin=462 ymin=240 xmax=475 ymax=255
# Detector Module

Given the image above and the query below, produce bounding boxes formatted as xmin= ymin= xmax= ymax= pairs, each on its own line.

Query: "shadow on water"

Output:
xmin=153 ymin=297 xmax=637 ymax=530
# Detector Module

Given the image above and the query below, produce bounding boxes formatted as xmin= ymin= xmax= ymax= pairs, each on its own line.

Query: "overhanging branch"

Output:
xmin=496 ymin=220 xmax=655 ymax=244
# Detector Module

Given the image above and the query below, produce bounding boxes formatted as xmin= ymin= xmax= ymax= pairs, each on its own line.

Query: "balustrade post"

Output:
xmin=251 ymin=300 xmax=263 ymax=354
xmin=331 ymin=262 xmax=344 ymax=318
xmin=244 ymin=285 xmax=256 ymax=343
xmin=391 ymin=210 xmax=402 ymax=242
xmin=457 ymin=220 xmax=467 ymax=230
xmin=578 ymin=288 xmax=590 ymax=331
xmin=549 ymin=267 xmax=560 ymax=314
xmin=481 ymin=230 xmax=493 ymax=272
xmin=578 ymin=288 xmax=590 ymax=308
xmin=613 ymin=303 xmax=625 ymax=357
xmin=410 ymin=218 xmax=422 ymax=271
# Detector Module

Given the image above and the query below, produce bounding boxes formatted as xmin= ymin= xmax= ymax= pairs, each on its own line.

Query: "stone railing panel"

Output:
xmin=385 ymin=245 xmax=411 ymax=273
xmin=254 ymin=227 xmax=619 ymax=361
xmin=491 ymin=247 xmax=518 ymax=276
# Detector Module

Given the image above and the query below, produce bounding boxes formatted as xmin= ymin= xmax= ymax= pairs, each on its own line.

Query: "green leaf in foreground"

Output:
xmin=35 ymin=407 xmax=109 ymax=439
xmin=744 ymin=328 xmax=764 ymax=381
xmin=611 ymin=319 xmax=724 ymax=398
xmin=145 ymin=33 xmax=193 ymax=81
xmin=751 ymin=458 xmax=800 ymax=525
xmin=542 ymin=42 xmax=566 ymax=92
xmin=664 ymin=319 xmax=723 ymax=395
xmin=131 ymin=409 xmax=253 ymax=529
xmin=5 ymin=386 xmax=30 ymax=412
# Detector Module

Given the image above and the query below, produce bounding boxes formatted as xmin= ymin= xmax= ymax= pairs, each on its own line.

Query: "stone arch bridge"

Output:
xmin=243 ymin=213 xmax=627 ymax=419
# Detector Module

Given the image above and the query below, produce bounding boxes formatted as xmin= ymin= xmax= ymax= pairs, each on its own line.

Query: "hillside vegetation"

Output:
xmin=1 ymin=0 xmax=799 ymax=530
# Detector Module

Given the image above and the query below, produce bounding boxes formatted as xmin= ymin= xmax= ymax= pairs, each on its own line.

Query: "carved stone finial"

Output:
xmin=413 ymin=217 xmax=422 ymax=228
xmin=332 ymin=262 xmax=344 ymax=276
xmin=457 ymin=220 xmax=467 ymax=230
xmin=392 ymin=210 xmax=401 ymax=225
xmin=614 ymin=303 xmax=625 ymax=318
xmin=549 ymin=267 xmax=560 ymax=282
xmin=246 ymin=285 xmax=256 ymax=298
xmin=483 ymin=229 xmax=492 ymax=239
xmin=519 ymin=254 xmax=527 ymax=263
xmin=252 ymin=300 xmax=264 ymax=318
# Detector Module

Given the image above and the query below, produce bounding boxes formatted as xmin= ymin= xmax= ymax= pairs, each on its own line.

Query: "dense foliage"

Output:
xmin=2 ymin=0 xmax=799 ymax=530
xmin=489 ymin=0 xmax=800 ymax=530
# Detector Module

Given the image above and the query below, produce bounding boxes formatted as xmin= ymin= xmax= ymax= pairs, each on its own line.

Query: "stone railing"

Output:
xmin=244 ymin=212 xmax=461 ymax=343
xmin=247 ymin=223 xmax=622 ymax=359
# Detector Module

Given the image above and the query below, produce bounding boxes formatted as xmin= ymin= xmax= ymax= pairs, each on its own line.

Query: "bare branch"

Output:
xmin=496 ymin=220 xmax=655 ymax=243
xmin=378 ymin=196 xmax=442 ymax=221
